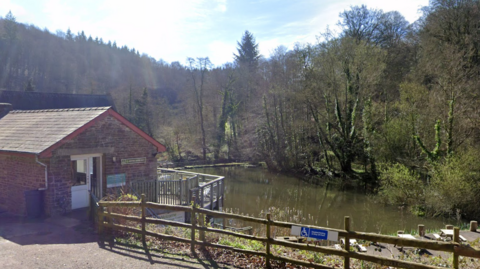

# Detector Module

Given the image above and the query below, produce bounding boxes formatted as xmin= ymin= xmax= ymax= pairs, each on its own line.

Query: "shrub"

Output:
xmin=378 ymin=163 xmax=424 ymax=207
xmin=426 ymin=149 xmax=480 ymax=218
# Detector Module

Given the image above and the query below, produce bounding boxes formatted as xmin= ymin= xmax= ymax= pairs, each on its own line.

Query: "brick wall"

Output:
xmin=0 ymin=114 xmax=159 ymax=216
xmin=0 ymin=154 xmax=45 ymax=215
xmin=44 ymin=114 xmax=158 ymax=215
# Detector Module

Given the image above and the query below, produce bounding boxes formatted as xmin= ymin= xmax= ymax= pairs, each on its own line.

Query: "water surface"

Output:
xmin=191 ymin=166 xmax=450 ymax=234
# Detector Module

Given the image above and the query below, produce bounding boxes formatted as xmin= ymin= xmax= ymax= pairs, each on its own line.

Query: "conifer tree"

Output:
xmin=233 ymin=31 xmax=260 ymax=68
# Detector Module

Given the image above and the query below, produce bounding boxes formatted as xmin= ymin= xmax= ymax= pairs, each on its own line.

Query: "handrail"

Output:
xmin=129 ymin=184 xmax=161 ymax=219
xmin=159 ymin=168 xmax=223 ymax=181
xmin=90 ymin=191 xmax=100 ymax=206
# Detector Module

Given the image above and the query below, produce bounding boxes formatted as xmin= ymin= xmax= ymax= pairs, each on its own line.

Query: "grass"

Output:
xmin=105 ymin=216 xmax=480 ymax=269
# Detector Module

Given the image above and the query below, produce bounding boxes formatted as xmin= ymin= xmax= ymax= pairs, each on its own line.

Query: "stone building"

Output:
xmin=0 ymin=106 xmax=165 ymax=216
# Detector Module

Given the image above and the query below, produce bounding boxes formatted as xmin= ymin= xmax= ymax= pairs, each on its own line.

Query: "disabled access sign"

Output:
xmin=291 ymin=226 xmax=339 ymax=241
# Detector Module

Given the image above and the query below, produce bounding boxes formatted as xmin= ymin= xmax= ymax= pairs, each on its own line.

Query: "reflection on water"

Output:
xmin=190 ymin=166 xmax=450 ymax=234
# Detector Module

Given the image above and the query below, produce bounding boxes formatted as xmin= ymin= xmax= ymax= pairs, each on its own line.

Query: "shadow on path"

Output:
xmin=98 ymin=240 xmax=229 ymax=269
xmin=0 ymin=208 xmax=97 ymax=245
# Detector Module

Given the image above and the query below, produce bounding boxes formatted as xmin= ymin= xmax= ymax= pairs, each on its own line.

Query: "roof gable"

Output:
xmin=0 ymin=107 xmax=166 ymax=157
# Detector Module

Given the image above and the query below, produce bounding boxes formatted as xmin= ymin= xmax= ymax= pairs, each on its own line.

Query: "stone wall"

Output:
xmin=0 ymin=154 xmax=45 ymax=215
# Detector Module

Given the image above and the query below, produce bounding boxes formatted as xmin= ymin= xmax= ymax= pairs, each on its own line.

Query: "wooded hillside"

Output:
xmin=2 ymin=0 xmax=480 ymax=219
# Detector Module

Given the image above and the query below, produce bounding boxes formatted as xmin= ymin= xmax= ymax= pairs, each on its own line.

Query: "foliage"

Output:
xmin=426 ymin=149 xmax=480 ymax=218
xmin=378 ymin=163 xmax=424 ymax=207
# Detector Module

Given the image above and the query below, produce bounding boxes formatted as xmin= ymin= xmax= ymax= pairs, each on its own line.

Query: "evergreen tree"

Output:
xmin=3 ymin=11 xmax=18 ymax=41
xmin=233 ymin=31 xmax=260 ymax=68
xmin=134 ymin=88 xmax=152 ymax=136
xmin=65 ymin=28 xmax=74 ymax=41
xmin=24 ymin=78 xmax=35 ymax=92
xmin=3 ymin=11 xmax=17 ymax=41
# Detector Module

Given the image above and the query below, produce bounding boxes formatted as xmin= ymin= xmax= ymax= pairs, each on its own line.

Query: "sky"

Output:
xmin=0 ymin=0 xmax=429 ymax=66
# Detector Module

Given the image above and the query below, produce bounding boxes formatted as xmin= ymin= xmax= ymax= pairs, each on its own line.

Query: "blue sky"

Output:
xmin=0 ymin=0 xmax=428 ymax=66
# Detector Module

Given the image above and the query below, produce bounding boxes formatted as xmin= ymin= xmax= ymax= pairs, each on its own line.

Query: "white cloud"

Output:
xmin=360 ymin=0 xmax=428 ymax=23
xmin=208 ymin=40 xmax=235 ymax=65
xmin=0 ymin=0 xmax=28 ymax=19
xmin=215 ymin=0 xmax=227 ymax=13
xmin=4 ymin=0 xmax=430 ymax=66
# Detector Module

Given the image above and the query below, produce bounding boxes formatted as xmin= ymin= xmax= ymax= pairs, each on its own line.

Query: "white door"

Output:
xmin=71 ymin=155 xmax=102 ymax=210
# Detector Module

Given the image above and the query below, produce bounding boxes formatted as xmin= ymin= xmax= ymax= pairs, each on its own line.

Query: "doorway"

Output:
xmin=71 ymin=154 xmax=102 ymax=209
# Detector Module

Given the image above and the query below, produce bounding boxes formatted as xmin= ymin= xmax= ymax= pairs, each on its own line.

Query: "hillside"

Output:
xmin=2 ymin=1 xmax=480 ymax=219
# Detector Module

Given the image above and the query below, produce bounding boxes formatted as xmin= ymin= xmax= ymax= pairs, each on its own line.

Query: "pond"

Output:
xmin=189 ymin=166 xmax=452 ymax=234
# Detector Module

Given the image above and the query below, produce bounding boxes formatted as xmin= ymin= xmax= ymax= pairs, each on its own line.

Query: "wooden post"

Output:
xmin=199 ymin=212 xmax=205 ymax=242
xmin=222 ymin=209 xmax=226 ymax=230
xmin=141 ymin=194 xmax=146 ymax=246
xmin=98 ymin=205 xmax=104 ymax=243
xmin=191 ymin=204 xmax=196 ymax=254
xmin=344 ymin=216 xmax=350 ymax=269
xmin=470 ymin=221 xmax=478 ymax=232
xmin=418 ymin=224 xmax=425 ymax=237
xmin=266 ymin=213 xmax=271 ymax=269
xmin=217 ymin=181 xmax=220 ymax=210
xmin=453 ymin=227 xmax=459 ymax=269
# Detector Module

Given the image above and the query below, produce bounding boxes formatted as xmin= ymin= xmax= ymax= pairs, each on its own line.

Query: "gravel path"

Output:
xmin=0 ymin=210 xmax=220 ymax=269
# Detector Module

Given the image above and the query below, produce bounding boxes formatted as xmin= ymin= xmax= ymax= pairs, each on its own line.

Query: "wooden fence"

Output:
xmin=97 ymin=195 xmax=480 ymax=269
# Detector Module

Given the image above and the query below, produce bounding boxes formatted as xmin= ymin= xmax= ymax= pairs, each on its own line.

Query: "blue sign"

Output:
xmin=309 ymin=228 xmax=329 ymax=240
xmin=300 ymin=227 xmax=328 ymax=240
xmin=291 ymin=225 xmax=339 ymax=241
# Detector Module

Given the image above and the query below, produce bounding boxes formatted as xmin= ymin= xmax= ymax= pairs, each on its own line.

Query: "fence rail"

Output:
xmin=97 ymin=195 xmax=480 ymax=269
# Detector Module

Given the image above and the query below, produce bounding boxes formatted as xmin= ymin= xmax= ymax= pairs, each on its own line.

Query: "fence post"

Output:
xmin=199 ymin=212 xmax=206 ymax=242
xmin=98 ymin=204 xmax=104 ymax=244
xmin=141 ymin=194 xmax=146 ymax=246
xmin=344 ymin=216 xmax=350 ymax=269
xmin=453 ymin=227 xmax=459 ymax=269
xmin=266 ymin=213 xmax=271 ymax=269
xmin=191 ymin=204 xmax=196 ymax=254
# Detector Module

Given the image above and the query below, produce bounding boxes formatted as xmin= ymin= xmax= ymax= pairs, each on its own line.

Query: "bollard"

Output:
xmin=418 ymin=224 xmax=425 ymax=237
xmin=470 ymin=221 xmax=478 ymax=232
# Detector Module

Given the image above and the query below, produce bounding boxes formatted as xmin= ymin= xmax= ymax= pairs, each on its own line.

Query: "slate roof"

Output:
xmin=0 ymin=107 xmax=110 ymax=154
xmin=0 ymin=90 xmax=115 ymax=111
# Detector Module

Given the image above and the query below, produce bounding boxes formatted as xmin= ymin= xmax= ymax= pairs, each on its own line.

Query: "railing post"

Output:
xmin=141 ymin=194 xmax=146 ymax=246
xmin=266 ymin=213 xmax=271 ymax=269
xmin=155 ymin=180 xmax=158 ymax=203
xmin=453 ymin=227 xmax=459 ymax=269
xmin=344 ymin=216 xmax=350 ymax=269
xmin=191 ymin=204 xmax=196 ymax=254
xmin=217 ymin=181 xmax=221 ymax=209
xmin=201 ymin=186 xmax=205 ymax=208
